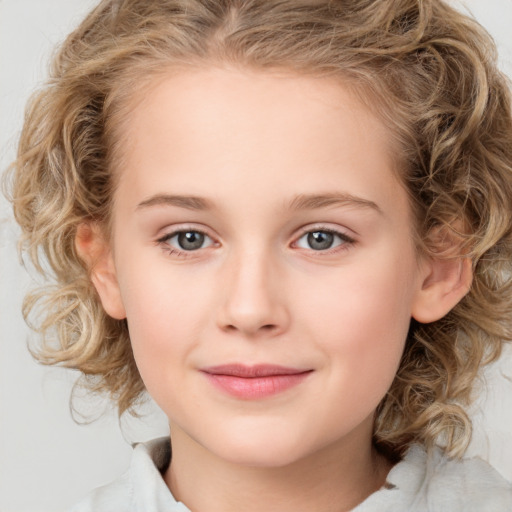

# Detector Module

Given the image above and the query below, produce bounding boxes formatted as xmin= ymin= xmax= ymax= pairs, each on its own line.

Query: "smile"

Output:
xmin=201 ymin=364 xmax=313 ymax=400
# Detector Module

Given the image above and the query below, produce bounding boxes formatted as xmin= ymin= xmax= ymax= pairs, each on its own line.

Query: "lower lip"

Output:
xmin=203 ymin=372 xmax=311 ymax=400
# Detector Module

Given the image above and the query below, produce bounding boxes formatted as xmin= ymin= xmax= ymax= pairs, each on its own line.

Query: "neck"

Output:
xmin=164 ymin=423 xmax=392 ymax=512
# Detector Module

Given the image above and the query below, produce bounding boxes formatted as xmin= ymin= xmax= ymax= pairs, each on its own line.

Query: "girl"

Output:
xmin=8 ymin=0 xmax=512 ymax=510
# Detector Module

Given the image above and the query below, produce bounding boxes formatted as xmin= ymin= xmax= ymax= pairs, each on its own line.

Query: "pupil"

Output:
xmin=308 ymin=231 xmax=333 ymax=250
xmin=178 ymin=231 xmax=204 ymax=250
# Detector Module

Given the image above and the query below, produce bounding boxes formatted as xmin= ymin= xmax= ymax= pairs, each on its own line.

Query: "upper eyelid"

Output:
xmin=157 ymin=225 xmax=215 ymax=241
xmin=293 ymin=224 xmax=356 ymax=240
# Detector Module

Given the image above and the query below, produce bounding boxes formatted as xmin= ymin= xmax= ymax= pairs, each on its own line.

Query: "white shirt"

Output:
xmin=69 ymin=437 xmax=512 ymax=512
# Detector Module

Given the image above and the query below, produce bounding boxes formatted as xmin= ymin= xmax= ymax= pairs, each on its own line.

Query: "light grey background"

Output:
xmin=1 ymin=1 xmax=511 ymax=511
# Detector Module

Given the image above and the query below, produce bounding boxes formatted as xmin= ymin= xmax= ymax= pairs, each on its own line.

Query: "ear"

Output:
xmin=411 ymin=233 xmax=473 ymax=324
xmin=75 ymin=223 xmax=126 ymax=320
xmin=412 ymin=220 xmax=473 ymax=323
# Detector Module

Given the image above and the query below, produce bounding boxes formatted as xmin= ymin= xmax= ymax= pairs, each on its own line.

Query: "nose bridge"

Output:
xmin=218 ymin=243 xmax=288 ymax=336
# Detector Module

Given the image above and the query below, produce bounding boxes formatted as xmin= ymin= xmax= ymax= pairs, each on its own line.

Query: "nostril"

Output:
xmin=231 ymin=324 xmax=275 ymax=330
xmin=222 ymin=322 xmax=279 ymax=335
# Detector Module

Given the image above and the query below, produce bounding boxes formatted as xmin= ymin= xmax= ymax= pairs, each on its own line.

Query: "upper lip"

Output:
xmin=201 ymin=364 xmax=312 ymax=378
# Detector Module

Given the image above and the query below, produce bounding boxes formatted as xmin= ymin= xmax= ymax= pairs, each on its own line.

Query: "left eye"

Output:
xmin=163 ymin=230 xmax=214 ymax=251
xmin=295 ymin=230 xmax=348 ymax=251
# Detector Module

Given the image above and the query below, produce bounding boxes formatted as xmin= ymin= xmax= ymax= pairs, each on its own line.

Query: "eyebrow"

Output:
xmin=136 ymin=192 xmax=382 ymax=215
xmin=288 ymin=193 xmax=383 ymax=215
xmin=137 ymin=194 xmax=213 ymax=211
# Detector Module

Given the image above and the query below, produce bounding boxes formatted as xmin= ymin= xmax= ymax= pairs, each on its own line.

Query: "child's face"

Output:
xmin=98 ymin=68 xmax=430 ymax=466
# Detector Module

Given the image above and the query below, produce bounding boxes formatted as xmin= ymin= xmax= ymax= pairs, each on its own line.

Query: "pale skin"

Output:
xmin=77 ymin=67 xmax=472 ymax=512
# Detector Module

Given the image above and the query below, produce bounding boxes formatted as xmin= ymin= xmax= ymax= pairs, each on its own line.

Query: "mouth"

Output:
xmin=200 ymin=364 xmax=313 ymax=400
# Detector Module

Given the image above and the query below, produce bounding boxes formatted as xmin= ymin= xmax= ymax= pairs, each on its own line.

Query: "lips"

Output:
xmin=201 ymin=364 xmax=312 ymax=399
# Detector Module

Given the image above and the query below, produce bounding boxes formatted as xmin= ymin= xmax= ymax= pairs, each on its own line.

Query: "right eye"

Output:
xmin=159 ymin=230 xmax=214 ymax=252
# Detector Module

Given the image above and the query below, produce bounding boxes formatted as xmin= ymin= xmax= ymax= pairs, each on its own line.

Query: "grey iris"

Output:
xmin=308 ymin=231 xmax=334 ymax=250
xmin=178 ymin=231 xmax=204 ymax=250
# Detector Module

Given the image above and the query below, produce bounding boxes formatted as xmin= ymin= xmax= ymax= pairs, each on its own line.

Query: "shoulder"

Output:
xmin=385 ymin=445 xmax=512 ymax=512
xmin=67 ymin=438 xmax=186 ymax=512
xmin=419 ymin=446 xmax=512 ymax=511
xmin=67 ymin=471 xmax=133 ymax=512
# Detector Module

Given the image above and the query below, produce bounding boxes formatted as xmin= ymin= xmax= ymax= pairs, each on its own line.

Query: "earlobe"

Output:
xmin=75 ymin=223 xmax=127 ymax=320
xmin=411 ymin=255 xmax=472 ymax=324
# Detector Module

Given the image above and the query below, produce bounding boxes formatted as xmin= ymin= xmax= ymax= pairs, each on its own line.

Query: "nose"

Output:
xmin=217 ymin=249 xmax=290 ymax=337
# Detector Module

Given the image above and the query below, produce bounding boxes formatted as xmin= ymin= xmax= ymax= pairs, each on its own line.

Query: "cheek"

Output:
xmin=115 ymin=260 xmax=215 ymax=381
xmin=295 ymin=253 xmax=416 ymax=381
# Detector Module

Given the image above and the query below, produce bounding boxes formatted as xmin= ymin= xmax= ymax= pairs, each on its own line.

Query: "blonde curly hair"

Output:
xmin=7 ymin=0 xmax=512 ymax=458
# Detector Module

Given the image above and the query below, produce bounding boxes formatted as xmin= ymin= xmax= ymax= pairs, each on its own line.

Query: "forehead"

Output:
xmin=111 ymin=67 xmax=409 ymax=225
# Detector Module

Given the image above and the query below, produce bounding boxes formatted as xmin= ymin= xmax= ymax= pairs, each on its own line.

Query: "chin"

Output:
xmin=200 ymin=421 xmax=315 ymax=469
xmin=217 ymin=442 xmax=308 ymax=469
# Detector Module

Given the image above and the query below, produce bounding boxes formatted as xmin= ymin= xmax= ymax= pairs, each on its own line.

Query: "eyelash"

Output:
xmin=156 ymin=226 xmax=356 ymax=259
